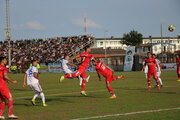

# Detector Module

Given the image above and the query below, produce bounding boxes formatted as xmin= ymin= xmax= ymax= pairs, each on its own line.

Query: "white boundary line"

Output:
xmin=71 ymin=107 xmax=180 ymax=120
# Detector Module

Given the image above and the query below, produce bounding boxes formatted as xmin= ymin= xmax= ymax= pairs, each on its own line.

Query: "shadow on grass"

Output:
xmin=151 ymin=91 xmax=179 ymax=95
xmin=114 ymin=87 xmax=146 ymax=91
xmin=12 ymin=88 xmax=31 ymax=91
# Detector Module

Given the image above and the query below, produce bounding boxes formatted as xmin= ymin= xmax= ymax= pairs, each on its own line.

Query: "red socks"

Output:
xmin=107 ymin=86 xmax=114 ymax=95
xmin=0 ymin=101 xmax=5 ymax=116
xmin=81 ymin=80 xmax=86 ymax=91
xmin=64 ymin=73 xmax=76 ymax=78
xmin=148 ymin=79 xmax=151 ymax=87
xmin=8 ymin=100 xmax=13 ymax=115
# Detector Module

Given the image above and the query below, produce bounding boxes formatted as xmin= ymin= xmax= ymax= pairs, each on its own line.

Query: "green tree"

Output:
xmin=122 ymin=30 xmax=143 ymax=46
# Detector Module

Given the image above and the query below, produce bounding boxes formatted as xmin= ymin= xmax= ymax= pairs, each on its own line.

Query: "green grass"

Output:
xmin=4 ymin=71 xmax=180 ymax=120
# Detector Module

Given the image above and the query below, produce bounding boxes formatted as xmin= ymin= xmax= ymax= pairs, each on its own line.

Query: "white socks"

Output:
xmin=78 ymin=76 xmax=83 ymax=85
xmin=40 ymin=93 xmax=45 ymax=104
xmin=33 ymin=92 xmax=39 ymax=100
xmin=154 ymin=78 xmax=163 ymax=85
xmin=158 ymin=78 xmax=163 ymax=85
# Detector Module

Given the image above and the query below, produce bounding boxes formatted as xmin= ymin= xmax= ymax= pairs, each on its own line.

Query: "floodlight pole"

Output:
xmin=6 ymin=0 xmax=11 ymax=72
xmin=104 ymin=30 xmax=108 ymax=59
xmin=161 ymin=22 xmax=165 ymax=53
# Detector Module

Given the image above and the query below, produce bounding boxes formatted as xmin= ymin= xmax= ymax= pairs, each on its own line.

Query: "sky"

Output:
xmin=0 ymin=0 xmax=180 ymax=41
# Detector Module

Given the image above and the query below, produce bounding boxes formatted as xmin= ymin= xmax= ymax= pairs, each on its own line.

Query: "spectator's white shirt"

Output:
xmin=61 ymin=59 xmax=70 ymax=72
xmin=155 ymin=58 xmax=161 ymax=72
xmin=25 ymin=66 xmax=39 ymax=85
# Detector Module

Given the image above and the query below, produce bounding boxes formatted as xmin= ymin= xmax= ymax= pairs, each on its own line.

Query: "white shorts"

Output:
xmin=63 ymin=69 xmax=73 ymax=75
xmin=29 ymin=83 xmax=42 ymax=92
xmin=156 ymin=71 xmax=161 ymax=77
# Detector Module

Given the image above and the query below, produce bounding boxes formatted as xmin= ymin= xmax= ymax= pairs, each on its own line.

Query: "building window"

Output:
xmin=154 ymin=46 xmax=157 ymax=51
xmin=178 ymin=45 xmax=180 ymax=49
xmin=100 ymin=42 xmax=103 ymax=46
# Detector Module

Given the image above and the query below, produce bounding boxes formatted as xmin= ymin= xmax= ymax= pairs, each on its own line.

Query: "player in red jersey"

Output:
xmin=60 ymin=46 xmax=96 ymax=96
xmin=0 ymin=57 xmax=18 ymax=119
xmin=176 ymin=54 xmax=180 ymax=81
xmin=92 ymin=59 xmax=124 ymax=99
xmin=141 ymin=52 xmax=160 ymax=90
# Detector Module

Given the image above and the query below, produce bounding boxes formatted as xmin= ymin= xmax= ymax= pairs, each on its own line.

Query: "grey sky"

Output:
xmin=0 ymin=0 xmax=179 ymax=41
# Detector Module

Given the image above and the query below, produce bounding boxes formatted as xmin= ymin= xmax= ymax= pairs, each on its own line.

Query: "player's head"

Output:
xmin=176 ymin=54 xmax=179 ymax=59
xmin=147 ymin=52 xmax=152 ymax=58
xmin=32 ymin=60 xmax=38 ymax=67
xmin=152 ymin=54 xmax=156 ymax=59
xmin=84 ymin=45 xmax=91 ymax=52
xmin=64 ymin=54 xmax=70 ymax=60
xmin=0 ymin=56 xmax=7 ymax=65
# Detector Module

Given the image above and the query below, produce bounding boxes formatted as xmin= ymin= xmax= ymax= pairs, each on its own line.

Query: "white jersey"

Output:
xmin=61 ymin=59 xmax=72 ymax=74
xmin=143 ymin=61 xmax=148 ymax=73
xmin=25 ymin=66 xmax=39 ymax=85
xmin=155 ymin=58 xmax=161 ymax=72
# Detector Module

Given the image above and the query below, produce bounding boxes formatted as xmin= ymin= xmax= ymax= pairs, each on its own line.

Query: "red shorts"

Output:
xmin=0 ymin=86 xmax=12 ymax=100
xmin=105 ymin=72 xmax=113 ymax=84
xmin=148 ymin=70 xmax=157 ymax=78
xmin=177 ymin=68 xmax=180 ymax=75
xmin=75 ymin=66 xmax=86 ymax=78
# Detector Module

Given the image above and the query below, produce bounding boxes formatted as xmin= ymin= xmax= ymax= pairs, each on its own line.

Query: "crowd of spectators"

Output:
xmin=0 ymin=35 xmax=94 ymax=70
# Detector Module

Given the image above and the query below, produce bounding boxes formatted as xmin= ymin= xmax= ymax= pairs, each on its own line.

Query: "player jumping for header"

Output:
xmin=61 ymin=54 xmax=90 ymax=86
xmin=142 ymin=52 xmax=160 ymax=90
xmin=60 ymin=45 xmax=97 ymax=96
xmin=92 ymin=59 xmax=124 ymax=99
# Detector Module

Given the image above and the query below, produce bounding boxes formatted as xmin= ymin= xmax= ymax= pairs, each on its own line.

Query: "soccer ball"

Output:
xmin=168 ymin=25 xmax=175 ymax=32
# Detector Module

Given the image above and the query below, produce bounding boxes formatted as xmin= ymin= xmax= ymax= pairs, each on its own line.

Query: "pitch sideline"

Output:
xmin=72 ymin=107 xmax=180 ymax=120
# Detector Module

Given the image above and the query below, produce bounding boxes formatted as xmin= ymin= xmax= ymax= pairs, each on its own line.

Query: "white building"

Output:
xmin=94 ymin=36 xmax=180 ymax=54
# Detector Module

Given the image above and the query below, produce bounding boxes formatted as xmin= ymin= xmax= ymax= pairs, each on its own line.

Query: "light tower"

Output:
xmin=6 ymin=0 xmax=11 ymax=72
xmin=84 ymin=13 xmax=87 ymax=35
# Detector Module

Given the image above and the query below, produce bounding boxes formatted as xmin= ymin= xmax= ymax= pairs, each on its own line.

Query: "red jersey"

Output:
xmin=78 ymin=52 xmax=94 ymax=69
xmin=145 ymin=58 xmax=157 ymax=72
xmin=0 ymin=65 xmax=8 ymax=87
xmin=177 ymin=58 xmax=180 ymax=68
xmin=96 ymin=62 xmax=112 ymax=77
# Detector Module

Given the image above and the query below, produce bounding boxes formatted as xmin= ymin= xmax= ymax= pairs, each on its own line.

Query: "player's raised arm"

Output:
xmin=23 ymin=74 xmax=27 ymax=88
xmin=3 ymin=73 xmax=17 ymax=84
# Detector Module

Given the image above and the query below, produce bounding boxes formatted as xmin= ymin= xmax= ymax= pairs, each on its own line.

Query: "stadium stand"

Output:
xmin=0 ymin=35 xmax=94 ymax=71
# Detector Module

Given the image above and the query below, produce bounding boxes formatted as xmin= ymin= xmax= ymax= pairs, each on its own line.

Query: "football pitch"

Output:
xmin=6 ymin=71 xmax=180 ymax=120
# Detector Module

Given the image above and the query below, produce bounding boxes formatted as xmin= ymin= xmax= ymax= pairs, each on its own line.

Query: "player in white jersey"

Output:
xmin=143 ymin=61 xmax=148 ymax=79
xmin=152 ymin=54 xmax=163 ymax=88
xmin=23 ymin=60 xmax=47 ymax=107
xmin=61 ymin=54 xmax=90 ymax=86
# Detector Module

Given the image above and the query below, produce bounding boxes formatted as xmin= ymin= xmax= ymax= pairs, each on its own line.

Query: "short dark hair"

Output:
xmin=0 ymin=56 xmax=6 ymax=63
xmin=84 ymin=45 xmax=90 ymax=51
xmin=64 ymin=54 xmax=69 ymax=58
xmin=31 ymin=60 xmax=37 ymax=64
xmin=147 ymin=52 xmax=152 ymax=55
xmin=152 ymin=54 xmax=156 ymax=56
